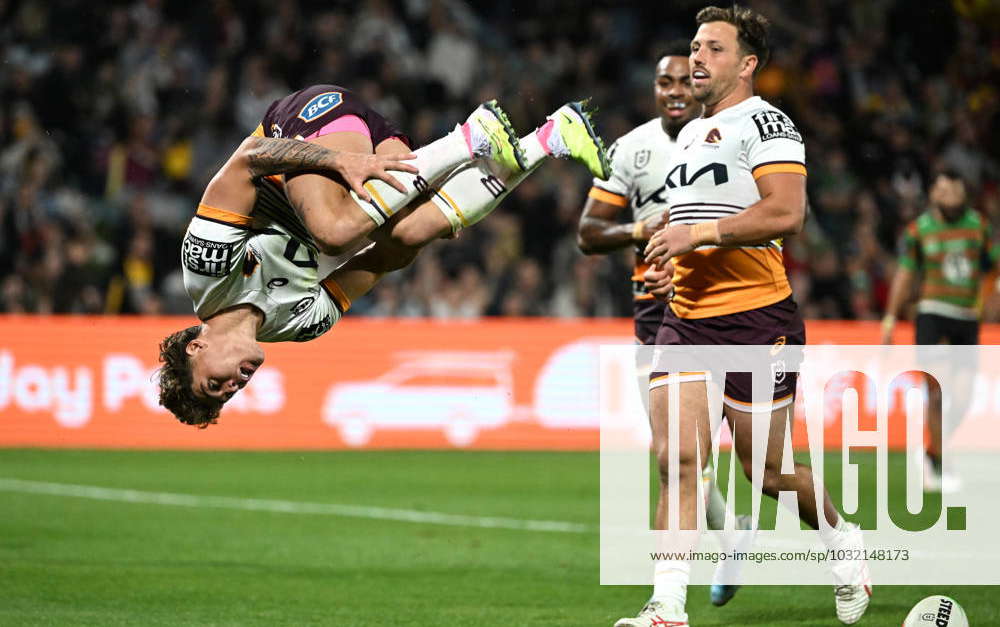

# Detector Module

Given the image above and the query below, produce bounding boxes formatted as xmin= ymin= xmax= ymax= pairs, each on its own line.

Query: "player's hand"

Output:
xmin=635 ymin=214 xmax=668 ymax=242
xmin=880 ymin=315 xmax=896 ymax=345
xmin=335 ymin=152 xmax=419 ymax=202
xmin=644 ymin=224 xmax=696 ymax=265
xmin=644 ymin=261 xmax=675 ymax=302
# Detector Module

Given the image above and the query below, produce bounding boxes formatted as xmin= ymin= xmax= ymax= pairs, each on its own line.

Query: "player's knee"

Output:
xmin=654 ymin=441 xmax=699 ymax=485
xmin=312 ymin=214 xmax=372 ymax=256
xmin=389 ymin=218 xmax=440 ymax=249
xmin=380 ymin=244 xmax=419 ymax=272
xmin=759 ymin=466 xmax=790 ymax=497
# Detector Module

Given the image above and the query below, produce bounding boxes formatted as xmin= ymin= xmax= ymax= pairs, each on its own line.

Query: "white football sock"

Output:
xmin=430 ymin=131 xmax=549 ymax=232
xmin=703 ymin=466 xmax=729 ymax=531
xmin=651 ymin=560 xmax=690 ymax=612
xmin=818 ymin=514 xmax=850 ymax=549
xmin=351 ymin=127 xmax=472 ymax=226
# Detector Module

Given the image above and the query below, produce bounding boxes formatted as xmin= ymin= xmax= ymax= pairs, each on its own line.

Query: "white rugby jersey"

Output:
xmin=588 ymin=118 xmax=678 ymax=300
xmin=665 ymin=96 xmax=806 ymax=319
xmin=181 ymin=203 xmax=358 ymax=342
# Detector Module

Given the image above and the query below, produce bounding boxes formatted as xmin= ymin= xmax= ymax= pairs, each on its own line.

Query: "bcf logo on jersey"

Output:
xmin=298 ymin=91 xmax=343 ymax=123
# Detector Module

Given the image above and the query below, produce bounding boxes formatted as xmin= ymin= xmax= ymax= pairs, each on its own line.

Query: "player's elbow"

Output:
xmin=229 ymin=137 xmax=259 ymax=174
xmin=576 ymin=230 xmax=598 ymax=255
xmin=772 ymin=202 xmax=805 ymax=237
xmin=779 ymin=208 xmax=805 ymax=236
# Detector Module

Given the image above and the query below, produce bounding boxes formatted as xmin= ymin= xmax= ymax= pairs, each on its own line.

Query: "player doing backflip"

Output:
xmin=157 ymin=85 xmax=610 ymax=426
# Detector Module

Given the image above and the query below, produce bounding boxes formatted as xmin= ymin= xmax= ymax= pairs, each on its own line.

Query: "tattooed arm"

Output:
xmin=200 ymin=136 xmax=417 ymax=217
xmin=241 ymin=136 xmax=416 ymax=200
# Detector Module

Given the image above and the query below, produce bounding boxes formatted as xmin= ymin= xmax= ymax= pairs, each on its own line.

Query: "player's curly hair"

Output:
xmin=696 ymin=4 xmax=771 ymax=75
xmin=156 ymin=325 xmax=221 ymax=428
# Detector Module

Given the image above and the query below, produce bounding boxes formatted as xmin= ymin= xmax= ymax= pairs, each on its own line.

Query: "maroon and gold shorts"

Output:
xmin=634 ymin=298 xmax=666 ymax=346
xmin=649 ymin=297 xmax=805 ymax=412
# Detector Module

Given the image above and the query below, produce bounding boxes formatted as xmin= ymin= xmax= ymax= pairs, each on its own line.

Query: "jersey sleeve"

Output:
xmin=181 ymin=204 xmax=252 ymax=318
xmin=897 ymin=222 xmax=922 ymax=271
xmin=744 ymin=109 xmax=807 ymax=180
xmin=982 ymin=221 xmax=999 ymax=272
xmin=588 ymin=138 xmax=630 ymax=207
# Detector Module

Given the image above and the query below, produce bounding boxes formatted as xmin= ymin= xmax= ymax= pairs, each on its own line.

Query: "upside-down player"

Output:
xmin=615 ymin=6 xmax=870 ymax=626
xmin=576 ymin=40 xmax=754 ymax=609
xmin=156 ymin=85 xmax=610 ymax=426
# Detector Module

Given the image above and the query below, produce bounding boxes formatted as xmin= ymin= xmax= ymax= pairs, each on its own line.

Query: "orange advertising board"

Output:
xmin=1 ymin=316 xmax=997 ymax=450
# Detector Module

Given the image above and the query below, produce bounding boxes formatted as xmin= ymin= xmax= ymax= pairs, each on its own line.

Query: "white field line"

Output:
xmin=0 ymin=477 xmax=593 ymax=534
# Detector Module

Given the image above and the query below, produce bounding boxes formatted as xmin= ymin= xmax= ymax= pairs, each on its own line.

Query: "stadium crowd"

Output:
xmin=1 ymin=0 xmax=998 ymax=319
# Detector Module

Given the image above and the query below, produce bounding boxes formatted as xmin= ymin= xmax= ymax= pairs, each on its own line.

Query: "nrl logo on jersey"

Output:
xmin=298 ymin=91 xmax=343 ymax=123
xmin=634 ymin=150 xmax=651 ymax=170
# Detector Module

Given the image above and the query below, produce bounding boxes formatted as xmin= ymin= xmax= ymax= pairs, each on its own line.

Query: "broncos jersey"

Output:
xmin=665 ymin=96 xmax=806 ymax=319
xmin=181 ymin=204 xmax=362 ymax=342
xmin=588 ymin=118 xmax=678 ymax=301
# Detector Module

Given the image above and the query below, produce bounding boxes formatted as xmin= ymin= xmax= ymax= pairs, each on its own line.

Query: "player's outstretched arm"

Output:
xmin=881 ymin=266 xmax=915 ymax=344
xmin=644 ymin=172 xmax=805 ymax=263
xmin=577 ymin=196 xmax=655 ymax=254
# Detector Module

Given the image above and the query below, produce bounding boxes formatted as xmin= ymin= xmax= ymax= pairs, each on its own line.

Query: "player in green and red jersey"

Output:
xmin=882 ymin=169 xmax=999 ymax=491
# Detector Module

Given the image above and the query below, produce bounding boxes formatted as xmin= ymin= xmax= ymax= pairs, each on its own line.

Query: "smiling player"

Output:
xmin=576 ymin=40 xmax=755 ymax=612
xmin=615 ymin=6 xmax=871 ymax=627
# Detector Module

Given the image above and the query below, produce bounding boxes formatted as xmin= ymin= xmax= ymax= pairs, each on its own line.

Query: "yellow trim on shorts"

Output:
xmin=321 ymin=278 xmax=352 ymax=313
xmin=723 ymin=392 xmax=794 ymax=412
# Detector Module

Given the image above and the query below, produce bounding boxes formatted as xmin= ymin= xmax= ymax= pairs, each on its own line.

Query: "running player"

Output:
xmin=615 ymin=6 xmax=870 ymax=626
xmin=882 ymin=169 xmax=998 ymax=492
xmin=577 ymin=40 xmax=699 ymax=345
xmin=577 ymin=40 xmax=753 ymax=609
xmin=157 ymin=86 xmax=610 ymax=427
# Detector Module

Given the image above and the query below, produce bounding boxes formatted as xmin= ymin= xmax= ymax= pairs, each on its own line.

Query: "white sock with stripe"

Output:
xmin=651 ymin=560 xmax=689 ymax=615
xmin=351 ymin=127 xmax=473 ymax=226
xmin=430 ymin=129 xmax=550 ymax=232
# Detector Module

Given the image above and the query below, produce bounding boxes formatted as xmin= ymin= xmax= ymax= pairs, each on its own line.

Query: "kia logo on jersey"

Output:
xmin=297 ymin=91 xmax=343 ymax=123
xmin=665 ymin=162 xmax=729 ymax=189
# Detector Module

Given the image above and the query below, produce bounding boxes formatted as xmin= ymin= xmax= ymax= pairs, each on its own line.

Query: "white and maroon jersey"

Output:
xmin=665 ymin=96 xmax=806 ymax=319
xmin=587 ymin=118 xmax=679 ymax=300
xmin=181 ymin=204 xmax=360 ymax=342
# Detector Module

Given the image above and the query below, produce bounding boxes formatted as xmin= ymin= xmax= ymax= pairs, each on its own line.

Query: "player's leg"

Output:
xmin=614 ymin=378 xmax=709 ymax=627
xmin=727 ymin=403 xmax=871 ymax=625
xmin=407 ymin=100 xmax=613 ymax=239
xmin=915 ymin=314 xmax=951 ymax=491
xmin=287 ymin=102 xmax=524 ymax=256
xmin=727 ymin=403 xmax=838 ymax=529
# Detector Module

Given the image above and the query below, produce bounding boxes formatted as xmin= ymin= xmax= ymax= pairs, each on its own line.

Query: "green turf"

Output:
xmin=0 ymin=449 xmax=993 ymax=626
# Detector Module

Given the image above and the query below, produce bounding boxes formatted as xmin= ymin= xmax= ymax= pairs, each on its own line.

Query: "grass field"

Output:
xmin=0 ymin=449 xmax=993 ymax=626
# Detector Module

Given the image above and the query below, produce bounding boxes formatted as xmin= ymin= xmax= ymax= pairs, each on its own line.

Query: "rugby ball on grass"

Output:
xmin=902 ymin=595 xmax=968 ymax=626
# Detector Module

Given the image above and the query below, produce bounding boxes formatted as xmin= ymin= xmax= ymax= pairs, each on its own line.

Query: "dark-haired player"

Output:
xmin=882 ymin=170 xmax=998 ymax=492
xmin=616 ymin=6 xmax=869 ymax=626
xmin=157 ymin=85 xmax=610 ymax=427
xmin=577 ymin=40 xmax=754 ymax=610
